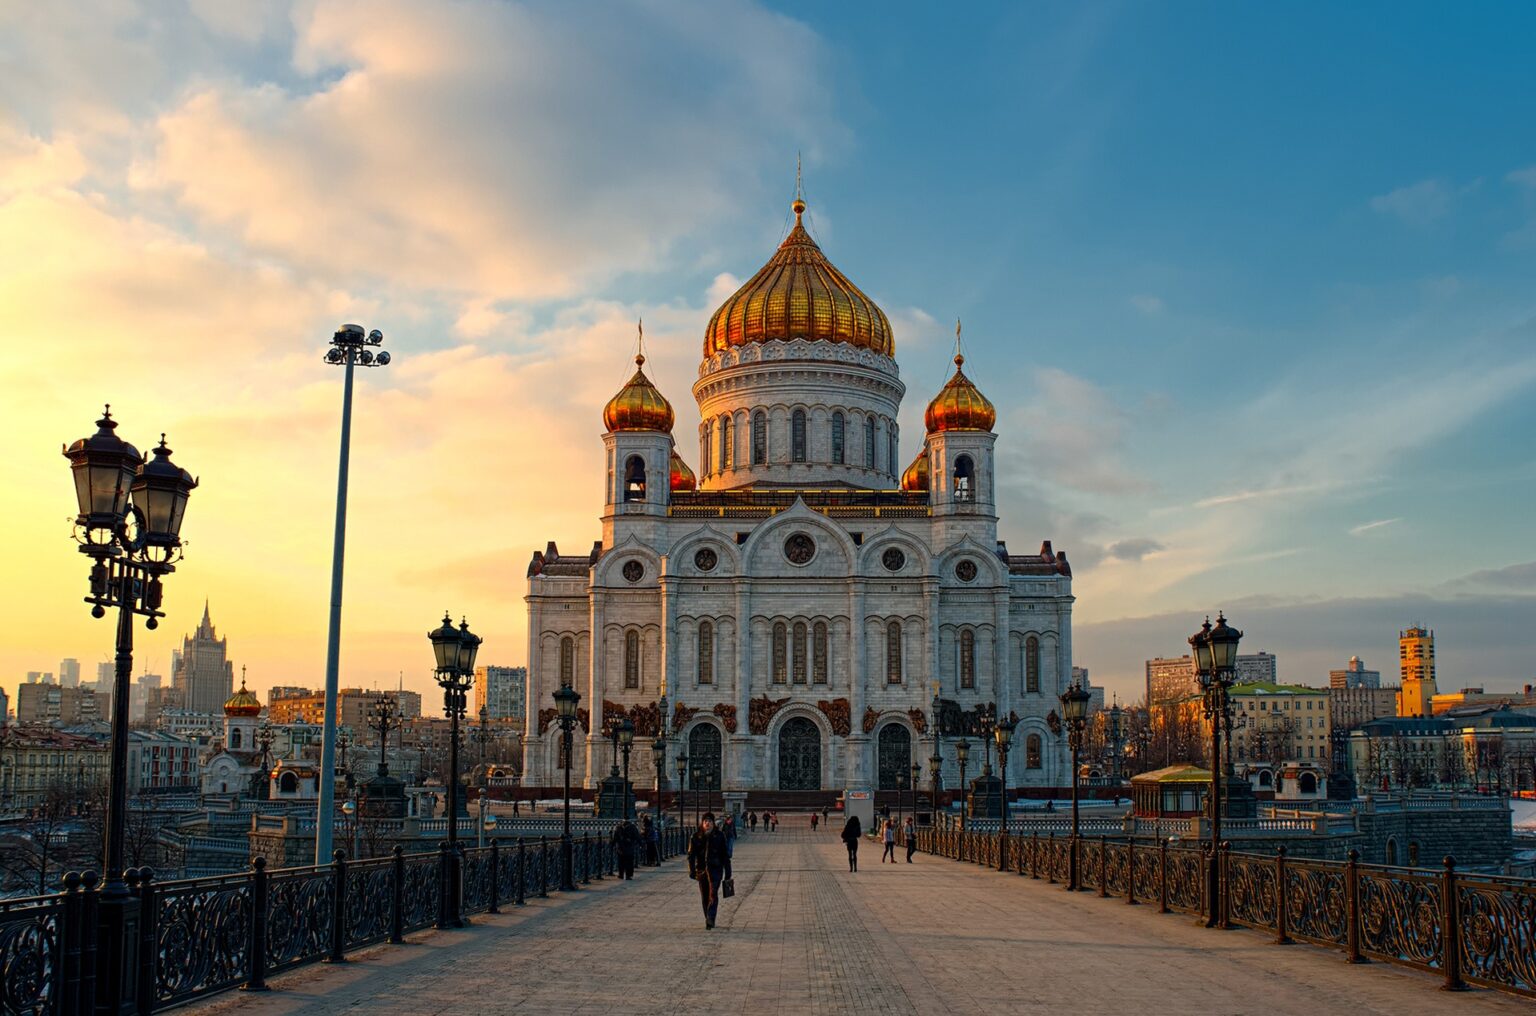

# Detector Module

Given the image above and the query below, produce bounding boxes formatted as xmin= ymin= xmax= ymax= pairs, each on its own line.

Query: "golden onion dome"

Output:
xmin=603 ymin=354 xmax=675 ymax=433
xmin=925 ymin=353 xmax=996 ymax=433
xmin=703 ymin=197 xmax=893 ymax=357
xmin=900 ymin=448 xmax=930 ymax=492
xmin=670 ymin=450 xmax=696 ymax=491
xmin=224 ymin=679 xmax=262 ymax=718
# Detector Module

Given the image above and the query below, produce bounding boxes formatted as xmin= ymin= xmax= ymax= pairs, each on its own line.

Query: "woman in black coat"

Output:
xmin=840 ymin=815 xmax=862 ymax=872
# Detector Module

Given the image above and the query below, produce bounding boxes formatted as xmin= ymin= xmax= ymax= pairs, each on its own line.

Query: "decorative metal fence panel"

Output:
xmin=399 ymin=853 xmax=440 ymax=934
xmin=1225 ymin=854 xmax=1278 ymax=933
xmin=1356 ymin=867 xmax=1443 ymax=973
xmin=461 ymin=849 xmax=495 ymax=915
xmin=342 ymin=858 xmax=394 ymax=950
xmin=152 ymin=873 xmax=251 ymax=1007
xmin=1457 ymin=873 xmax=1536 ymax=996
xmin=1164 ymin=846 xmax=1205 ymax=915
xmin=1282 ymin=859 xmax=1348 ymax=948
xmin=0 ymin=892 xmax=65 ymax=1016
xmin=1131 ymin=845 xmax=1160 ymax=905
xmin=264 ymin=868 xmax=334 ymax=974
xmin=1104 ymin=842 xmax=1131 ymax=898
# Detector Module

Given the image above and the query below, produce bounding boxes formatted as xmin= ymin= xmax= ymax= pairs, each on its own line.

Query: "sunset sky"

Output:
xmin=3 ymin=1 xmax=1534 ymax=708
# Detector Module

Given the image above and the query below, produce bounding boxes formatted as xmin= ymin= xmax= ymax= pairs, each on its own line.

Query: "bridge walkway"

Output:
xmin=185 ymin=820 xmax=1525 ymax=1015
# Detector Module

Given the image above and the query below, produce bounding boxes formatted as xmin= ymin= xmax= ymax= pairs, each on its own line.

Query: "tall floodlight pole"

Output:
xmin=316 ymin=324 xmax=390 ymax=864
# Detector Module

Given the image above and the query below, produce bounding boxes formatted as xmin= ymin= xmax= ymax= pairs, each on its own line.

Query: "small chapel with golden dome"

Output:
xmin=521 ymin=195 xmax=1075 ymax=799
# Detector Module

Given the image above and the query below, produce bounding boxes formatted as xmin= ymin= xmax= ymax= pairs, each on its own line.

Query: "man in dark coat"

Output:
xmin=687 ymin=812 xmax=730 ymax=929
xmin=840 ymin=814 xmax=862 ymax=872
xmin=641 ymin=814 xmax=660 ymax=866
xmin=612 ymin=817 xmax=641 ymax=880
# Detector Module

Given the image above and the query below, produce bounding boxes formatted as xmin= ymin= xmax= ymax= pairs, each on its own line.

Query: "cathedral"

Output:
xmin=521 ymin=195 xmax=1075 ymax=799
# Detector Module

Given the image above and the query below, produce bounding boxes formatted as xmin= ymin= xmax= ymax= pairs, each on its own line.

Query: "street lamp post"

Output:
xmin=428 ymin=612 xmax=481 ymax=927
xmin=994 ymin=718 xmax=1015 ymax=871
xmin=553 ymin=683 xmax=581 ymax=891
xmin=955 ymin=739 xmax=970 ymax=832
xmin=317 ymin=325 xmax=390 ymax=864
xmin=651 ymin=734 xmax=667 ymax=862
xmin=1190 ymin=612 xmax=1242 ymax=929
xmin=618 ymin=718 xmax=635 ymax=820
xmin=1061 ymin=680 xmax=1091 ymax=891
xmin=676 ymin=753 xmax=689 ymax=831
xmin=928 ymin=752 xmax=942 ymax=829
xmin=474 ymin=706 xmax=493 ymax=847
xmin=65 ymin=406 xmax=197 ymax=1014
xmin=910 ymin=762 xmax=922 ymax=834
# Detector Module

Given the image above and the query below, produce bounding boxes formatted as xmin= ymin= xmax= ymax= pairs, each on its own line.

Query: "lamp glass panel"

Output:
xmin=430 ymin=627 xmax=459 ymax=671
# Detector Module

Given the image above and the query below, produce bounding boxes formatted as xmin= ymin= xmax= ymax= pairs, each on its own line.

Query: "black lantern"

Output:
xmin=1189 ymin=616 xmax=1215 ymax=681
xmin=651 ymin=734 xmax=667 ymax=768
xmin=1061 ymin=682 xmax=1091 ymax=724
xmin=429 ymin=613 xmax=462 ymax=672
xmin=1208 ymin=613 xmax=1243 ymax=673
xmin=131 ymin=437 xmax=198 ymax=557
xmin=63 ymin=407 xmax=142 ymax=540
xmin=955 ymin=739 xmax=970 ymax=766
xmin=554 ymin=683 xmax=580 ymax=722
xmin=618 ymin=717 xmax=635 ymax=750
xmin=994 ymin=718 xmax=1015 ymax=754
xmin=455 ymin=618 xmax=482 ymax=674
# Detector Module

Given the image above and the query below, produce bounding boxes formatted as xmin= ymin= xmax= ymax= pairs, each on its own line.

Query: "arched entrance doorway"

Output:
xmin=688 ymin=724 xmax=722 ymax=791
xmin=778 ymin=716 xmax=821 ymax=790
xmin=877 ymin=724 xmax=911 ymax=790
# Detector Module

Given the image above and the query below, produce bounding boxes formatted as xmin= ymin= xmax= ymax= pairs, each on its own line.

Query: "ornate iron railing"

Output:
xmin=1 ymin=824 xmax=689 ymax=1015
xmin=915 ymin=827 xmax=1536 ymax=998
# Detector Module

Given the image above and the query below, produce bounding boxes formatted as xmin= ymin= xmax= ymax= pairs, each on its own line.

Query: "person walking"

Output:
xmin=904 ymin=817 xmax=916 ymax=863
xmin=688 ymin=812 xmax=730 ymax=929
xmin=723 ymin=813 xmax=738 ymax=873
xmin=881 ymin=817 xmax=897 ymax=863
xmin=840 ymin=814 xmax=862 ymax=872
xmin=612 ymin=815 xmax=641 ymax=880
xmin=749 ymin=811 xmax=758 ymax=832
xmin=810 ymin=813 xmax=819 ymax=832
xmin=772 ymin=812 xmax=779 ymax=833
xmin=641 ymin=814 xmax=660 ymax=866
xmin=822 ymin=805 xmax=830 ymax=829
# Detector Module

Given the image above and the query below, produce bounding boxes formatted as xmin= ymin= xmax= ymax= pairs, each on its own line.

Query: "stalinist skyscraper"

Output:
xmin=174 ymin=601 xmax=235 ymax=715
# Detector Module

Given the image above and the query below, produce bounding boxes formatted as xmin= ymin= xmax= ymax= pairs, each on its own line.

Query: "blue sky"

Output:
xmin=1 ymin=1 xmax=1533 ymax=703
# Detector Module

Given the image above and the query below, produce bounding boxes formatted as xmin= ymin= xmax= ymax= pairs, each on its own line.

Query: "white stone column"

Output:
xmin=660 ymin=579 xmax=677 ymax=702
xmin=733 ymin=582 xmax=753 ymax=785
xmin=586 ymin=594 xmax=605 ymax=789
xmin=522 ymin=595 xmax=543 ymax=787
xmin=846 ymin=580 xmax=868 ymax=788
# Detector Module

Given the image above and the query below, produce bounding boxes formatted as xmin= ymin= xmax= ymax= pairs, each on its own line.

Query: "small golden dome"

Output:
xmin=703 ymin=198 xmax=893 ymax=357
xmin=603 ymin=354 xmax=675 ymax=433
xmin=224 ymin=678 xmax=262 ymax=718
xmin=900 ymin=449 xmax=930 ymax=492
xmin=670 ymin=450 xmax=696 ymax=492
xmin=925 ymin=353 xmax=996 ymax=433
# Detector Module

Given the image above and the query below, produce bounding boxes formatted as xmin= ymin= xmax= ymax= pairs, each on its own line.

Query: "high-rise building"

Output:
xmin=172 ymin=602 xmax=235 ymax=716
xmin=1145 ymin=652 xmax=1278 ymax=706
xmin=25 ymin=672 xmax=52 ymax=685
xmin=130 ymin=673 xmax=163 ymax=724
xmin=0 ymin=686 xmax=9 ymax=725
xmin=96 ymin=661 xmax=113 ymax=688
xmin=1330 ymin=655 xmax=1381 ymax=690
xmin=1396 ymin=626 xmax=1438 ymax=718
xmin=266 ymin=688 xmax=422 ymax=729
xmin=475 ymin=665 xmax=527 ymax=727
xmin=58 ymin=659 xmax=81 ymax=688
xmin=16 ymin=683 xmax=103 ymax=725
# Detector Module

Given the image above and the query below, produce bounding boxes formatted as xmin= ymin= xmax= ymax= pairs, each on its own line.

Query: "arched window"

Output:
xmin=718 ymin=416 xmax=733 ymax=471
xmin=752 ymin=411 xmax=767 ymax=465
xmin=230 ymin=728 xmax=242 ymax=750
xmin=831 ymin=412 xmax=845 ymax=464
xmin=812 ymin=622 xmax=828 ymax=684
xmin=954 ymin=454 xmax=975 ymax=502
xmin=559 ymin=636 xmax=575 ymax=687
xmin=886 ymin=620 xmax=902 ymax=685
xmin=624 ymin=629 xmax=640 ymax=689
xmin=1025 ymin=636 xmax=1041 ymax=693
xmin=960 ymin=629 xmax=975 ymax=689
xmin=791 ymin=410 xmax=807 ymax=463
xmin=792 ymin=622 xmax=808 ymax=684
xmin=279 ymin=771 xmax=298 ymax=794
xmin=1025 ymin=734 xmax=1042 ymax=769
xmin=623 ymin=455 xmax=646 ymax=502
xmin=1299 ymin=771 xmax=1318 ymax=794
xmin=888 ymin=430 xmax=897 ymax=475
xmin=865 ymin=417 xmax=877 ymax=468
xmin=702 ymin=421 xmax=712 ymax=475
xmin=772 ymin=622 xmax=787 ymax=684
xmin=698 ymin=621 xmax=714 ymax=685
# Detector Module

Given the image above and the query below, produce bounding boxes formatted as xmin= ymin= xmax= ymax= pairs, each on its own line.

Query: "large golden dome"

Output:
xmin=924 ymin=353 xmax=996 ymax=433
xmin=603 ymin=354 xmax=675 ymax=433
xmin=703 ymin=198 xmax=893 ymax=357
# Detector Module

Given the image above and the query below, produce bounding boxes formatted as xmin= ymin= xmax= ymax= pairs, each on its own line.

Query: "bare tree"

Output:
xmin=0 ymin=781 xmax=92 ymax=894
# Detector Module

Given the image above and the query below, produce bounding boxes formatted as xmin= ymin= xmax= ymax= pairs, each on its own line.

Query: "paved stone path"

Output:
xmin=190 ymin=821 xmax=1528 ymax=1015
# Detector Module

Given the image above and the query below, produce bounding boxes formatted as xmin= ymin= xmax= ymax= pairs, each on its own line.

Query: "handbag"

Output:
xmin=721 ymin=876 xmax=735 ymax=899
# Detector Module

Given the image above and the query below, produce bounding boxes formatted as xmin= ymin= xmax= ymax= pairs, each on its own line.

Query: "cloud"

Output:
xmin=1012 ymin=367 xmax=1154 ymax=497
xmin=1349 ymin=517 xmax=1401 ymax=536
xmin=1193 ymin=482 xmax=1333 ymax=509
xmin=1105 ymin=538 xmax=1164 ymax=562
xmin=1130 ymin=294 xmax=1164 ymax=316
xmin=1446 ymin=561 xmax=1536 ymax=594
xmin=1370 ymin=179 xmax=1453 ymax=226
xmin=134 ymin=0 xmax=842 ymax=302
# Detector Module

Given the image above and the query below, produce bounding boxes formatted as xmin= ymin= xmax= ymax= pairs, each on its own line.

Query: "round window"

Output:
xmin=882 ymin=547 xmax=906 ymax=572
xmin=784 ymin=533 xmax=816 ymax=565
xmin=955 ymin=559 xmax=978 ymax=582
xmin=622 ymin=560 xmax=644 ymax=583
xmin=694 ymin=548 xmax=718 ymax=572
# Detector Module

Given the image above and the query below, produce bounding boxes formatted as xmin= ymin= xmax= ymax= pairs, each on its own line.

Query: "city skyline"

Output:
xmin=2 ymin=2 xmax=1534 ymax=709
